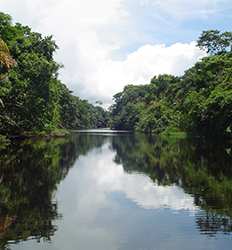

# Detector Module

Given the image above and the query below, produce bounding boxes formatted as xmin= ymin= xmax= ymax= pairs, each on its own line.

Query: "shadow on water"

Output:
xmin=0 ymin=132 xmax=232 ymax=248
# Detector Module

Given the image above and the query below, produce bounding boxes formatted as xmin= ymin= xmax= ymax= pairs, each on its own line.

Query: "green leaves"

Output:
xmin=110 ymin=30 xmax=232 ymax=138
xmin=0 ymin=12 xmax=108 ymax=135
xmin=197 ymin=30 xmax=232 ymax=55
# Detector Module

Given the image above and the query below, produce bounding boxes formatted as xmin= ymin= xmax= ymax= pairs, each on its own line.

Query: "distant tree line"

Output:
xmin=0 ymin=12 xmax=109 ymax=136
xmin=110 ymin=30 xmax=232 ymax=138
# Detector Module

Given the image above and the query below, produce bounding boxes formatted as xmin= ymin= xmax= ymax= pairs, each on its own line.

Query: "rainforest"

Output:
xmin=110 ymin=30 xmax=232 ymax=138
xmin=0 ymin=13 xmax=232 ymax=141
xmin=0 ymin=12 xmax=109 ymax=142
xmin=1 ymin=9 xmax=232 ymax=250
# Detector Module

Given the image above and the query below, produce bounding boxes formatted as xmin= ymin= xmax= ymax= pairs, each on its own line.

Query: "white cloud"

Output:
xmin=1 ymin=0 xmax=221 ymax=106
xmin=77 ymin=42 xmax=205 ymax=105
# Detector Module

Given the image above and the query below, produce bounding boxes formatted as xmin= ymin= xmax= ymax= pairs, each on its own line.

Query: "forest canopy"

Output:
xmin=110 ymin=30 xmax=232 ymax=138
xmin=0 ymin=11 xmax=231 ymax=140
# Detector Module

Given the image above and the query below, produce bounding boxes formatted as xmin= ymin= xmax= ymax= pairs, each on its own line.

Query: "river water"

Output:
xmin=0 ymin=131 xmax=232 ymax=249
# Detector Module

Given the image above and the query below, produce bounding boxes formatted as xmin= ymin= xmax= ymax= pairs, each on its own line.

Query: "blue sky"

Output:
xmin=1 ymin=0 xmax=232 ymax=106
xmin=123 ymin=0 xmax=232 ymax=47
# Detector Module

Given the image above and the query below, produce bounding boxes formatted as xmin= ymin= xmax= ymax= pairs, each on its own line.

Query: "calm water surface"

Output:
xmin=0 ymin=132 xmax=232 ymax=249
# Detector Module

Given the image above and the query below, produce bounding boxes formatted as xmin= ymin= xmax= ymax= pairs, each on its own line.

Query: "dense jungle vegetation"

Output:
xmin=110 ymin=30 xmax=232 ymax=138
xmin=0 ymin=12 xmax=109 ymax=138
xmin=1 ymin=11 xmax=231 ymax=139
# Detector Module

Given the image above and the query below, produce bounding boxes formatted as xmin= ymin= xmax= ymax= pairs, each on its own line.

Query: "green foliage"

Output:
xmin=0 ymin=135 xmax=10 ymax=149
xmin=197 ymin=30 xmax=232 ymax=55
xmin=0 ymin=12 xmax=108 ymax=136
xmin=110 ymin=85 xmax=148 ymax=130
xmin=110 ymin=32 xmax=232 ymax=139
xmin=58 ymin=83 xmax=109 ymax=129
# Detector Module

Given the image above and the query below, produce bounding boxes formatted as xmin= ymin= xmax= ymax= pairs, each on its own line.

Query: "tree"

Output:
xmin=0 ymin=12 xmax=108 ymax=136
xmin=197 ymin=30 xmax=232 ymax=55
xmin=110 ymin=30 xmax=232 ymax=138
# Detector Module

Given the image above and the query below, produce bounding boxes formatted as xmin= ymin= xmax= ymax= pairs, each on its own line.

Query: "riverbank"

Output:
xmin=0 ymin=129 xmax=70 ymax=148
xmin=11 ymin=129 xmax=70 ymax=139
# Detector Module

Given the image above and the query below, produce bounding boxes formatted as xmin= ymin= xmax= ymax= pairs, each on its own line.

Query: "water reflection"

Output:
xmin=112 ymin=134 xmax=232 ymax=235
xmin=0 ymin=134 xmax=107 ymax=249
xmin=0 ymin=133 xmax=232 ymax=249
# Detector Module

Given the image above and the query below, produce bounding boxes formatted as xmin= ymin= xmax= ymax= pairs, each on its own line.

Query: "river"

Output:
xmin=0 ymin=131 xmax=231 ymax=249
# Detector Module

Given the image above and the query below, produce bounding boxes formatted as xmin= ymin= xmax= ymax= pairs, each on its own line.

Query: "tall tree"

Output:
xmin=197 ymin=30 xmax=232 ymax=55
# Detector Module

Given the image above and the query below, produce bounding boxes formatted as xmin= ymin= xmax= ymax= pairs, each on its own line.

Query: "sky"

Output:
xmin=1 ymin=0 xmax=232 ymax=106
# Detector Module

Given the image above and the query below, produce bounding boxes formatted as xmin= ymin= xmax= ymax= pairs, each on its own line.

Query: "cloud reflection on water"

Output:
xmin=63 ymin=141 xmax=198 ymax=214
